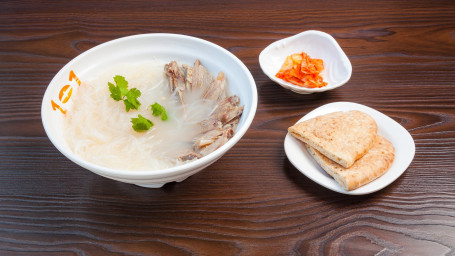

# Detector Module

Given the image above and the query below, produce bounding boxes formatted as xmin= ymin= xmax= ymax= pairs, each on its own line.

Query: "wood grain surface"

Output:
xmin=1 ymin=0 xmax=455 ymax=255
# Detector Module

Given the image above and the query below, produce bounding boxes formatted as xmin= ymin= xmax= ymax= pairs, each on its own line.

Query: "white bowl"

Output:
xmin=259 ymin=30 xmax=352 ymax=94
xmin=41 ymin=33 xmax=258 ymax=188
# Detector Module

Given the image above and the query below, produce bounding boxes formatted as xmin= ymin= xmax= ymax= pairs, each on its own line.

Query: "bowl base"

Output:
xmin=134 ymin=176 xmax=189 ymax=188
xmin=135 ymin=183 xmax=165 ymax=188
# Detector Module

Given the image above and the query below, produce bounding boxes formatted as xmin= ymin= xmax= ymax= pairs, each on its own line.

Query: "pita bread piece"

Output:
xmin=288 ymin=110 xmax=377 ymax=168
xmin=306 ymin=135 xmax=395 ymax=191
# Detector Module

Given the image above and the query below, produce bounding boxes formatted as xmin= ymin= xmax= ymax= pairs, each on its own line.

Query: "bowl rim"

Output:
xmin=41 ymin=33 xmax=258 ymax=179
xmin=259 ymin=30 xmax=352 ymax=94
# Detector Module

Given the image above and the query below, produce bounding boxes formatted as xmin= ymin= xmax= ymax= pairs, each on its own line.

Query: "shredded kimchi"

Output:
xmin=275 ymin=52 xmax=327 ymax=88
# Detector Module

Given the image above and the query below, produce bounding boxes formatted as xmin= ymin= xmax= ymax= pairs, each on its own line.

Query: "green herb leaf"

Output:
xmin=150 ymin=102 xmax=168 ymax=121
xmin=113 ymin=75 xmax=129 ymax=95
xmin=131 ymin=114 xmax=153 ymax=132
xmin=161 ymin=111 xmax=168 ymax=121
xmin=108 ymin=82 xmax=122 ymax=101
xmin=125 ymin=88 xmax=141 ymax=111
xmin=123 ymin=100 xmax=135 ymax=112
xmin=108 ymin=75 xmax=141 ymax=111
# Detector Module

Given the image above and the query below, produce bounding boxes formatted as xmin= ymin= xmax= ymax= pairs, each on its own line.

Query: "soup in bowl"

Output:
xmin=41 ymin=33 xmax=257 ymax=188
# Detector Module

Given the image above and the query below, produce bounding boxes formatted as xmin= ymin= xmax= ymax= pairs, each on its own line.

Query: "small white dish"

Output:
xmin=259 ymin=30 xmax=352 ymax=94
xmin=284 ymin=102 xmax=415 ymax=195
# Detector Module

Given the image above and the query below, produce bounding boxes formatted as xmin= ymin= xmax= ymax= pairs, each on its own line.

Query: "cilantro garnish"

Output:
xmin=131 ymin=114 xmax=153 ymax=132
xmin=150 ymin=102 xmax=168 ymax=121
xmin=108 ymin=75 xmax=141 ymax=111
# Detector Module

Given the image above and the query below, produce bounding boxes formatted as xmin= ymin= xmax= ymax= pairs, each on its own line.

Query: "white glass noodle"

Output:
xmin=64 ymin=60 xmax=220 ymax=171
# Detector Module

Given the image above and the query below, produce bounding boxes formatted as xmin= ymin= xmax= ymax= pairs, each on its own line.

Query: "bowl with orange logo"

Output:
xmin=41 ymin=33 xmax=257 ymax=188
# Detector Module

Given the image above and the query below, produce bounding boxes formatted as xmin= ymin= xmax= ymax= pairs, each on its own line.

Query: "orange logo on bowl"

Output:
xmin=51 ymin=70 xmax=81 ymax=114
xmin=59 ymin=85 xmax=73 ymax=103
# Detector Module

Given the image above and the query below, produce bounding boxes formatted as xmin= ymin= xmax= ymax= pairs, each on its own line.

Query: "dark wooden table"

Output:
xmin=1 ymin=1 xmax=455 ymax=255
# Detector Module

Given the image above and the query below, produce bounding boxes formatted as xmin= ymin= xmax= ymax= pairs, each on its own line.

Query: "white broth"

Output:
xmin=64 ymin=60 xmax=218 ymax=171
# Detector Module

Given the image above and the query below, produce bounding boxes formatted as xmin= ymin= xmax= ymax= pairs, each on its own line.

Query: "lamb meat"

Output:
xmin=202 ymin=72 xmax=227 ymax=101
xmin=182 ymin=64 xmax=193 ymax=91
xmin=195 ymin=127 xmax=234 ymax=156
xmin=166 ymin=59 xmax=243 ymax=162
xmin=165 ymin=61 xmax=186 ymax=105
xmin=198 ymin=118 xmax=223 ymax=134
xmin=178 ymin=151 xmax=202 ymax=162
xmin=210 ymin=95 xmax=244 ymax=126
xmin=192 ymin=59 xmax=214 ymax=93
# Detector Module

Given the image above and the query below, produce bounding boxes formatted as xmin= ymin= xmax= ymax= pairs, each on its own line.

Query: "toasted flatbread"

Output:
xmin=306 ymin=135 xmax=395 ymax=191
xmin=288 ymin=110 xmax=377 ymax=168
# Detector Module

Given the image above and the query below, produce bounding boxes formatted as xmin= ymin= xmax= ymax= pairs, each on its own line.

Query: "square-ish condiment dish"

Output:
xmin=259 ymin=30 xmax=352 ymax=94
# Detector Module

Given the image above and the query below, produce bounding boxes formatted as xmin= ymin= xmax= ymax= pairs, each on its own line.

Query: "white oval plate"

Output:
xmin=284 ymin=102 xmax=415 ymax=195
xmin=259 ymin=30 xmax=352 ymax=94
